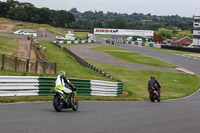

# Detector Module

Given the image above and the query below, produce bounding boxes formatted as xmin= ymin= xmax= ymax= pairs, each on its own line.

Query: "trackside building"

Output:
xmin=193 ymin=16 xmax=200 ymax=47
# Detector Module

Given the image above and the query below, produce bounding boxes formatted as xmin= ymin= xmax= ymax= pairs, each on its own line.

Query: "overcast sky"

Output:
xmin=1 ymin=0 xmax=200 ymax=17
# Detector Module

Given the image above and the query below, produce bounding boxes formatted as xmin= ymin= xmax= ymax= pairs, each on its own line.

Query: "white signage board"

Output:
xmin=94 ymin=28 xmax=154 ymax=37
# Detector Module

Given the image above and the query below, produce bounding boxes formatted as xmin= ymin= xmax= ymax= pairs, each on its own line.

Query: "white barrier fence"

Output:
xmin=0 ymin=76 xmax=124 ymax=97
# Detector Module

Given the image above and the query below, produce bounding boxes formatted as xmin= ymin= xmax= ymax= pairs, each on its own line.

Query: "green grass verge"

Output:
xmin=96 ymin=34 xmax=108 ymax=38
xmin=38 ymin=41 xmax=113 ymax=81
xmin=0 ymin=36 xmax=18 ymax=55
xmin=1 ymin=62 xmax=199 ymax=102
xmin=1 ymin=41 xmax=199 ymax=102
xmin=93 ymin=45 xmax=176 ymax=68
xmin=0 ymin=18 xmax=66 ymax=35
xmin=0 ymin=96 xmax=53 ymax=103
xmin=45 ymin=27 xmax=66 ymax=36
xmin=74 ymin=32 xmax=88 ymax=39
xmin=0 ymin=36 xmax=19 ymax=68
xmin=14 ymin=24 xmax=66 ymax=36
xmin=0 ymin=25 xmax=6 ymax=30
xmin=0 ymin=69 xmax=56 ymax=76
xmin=0 ymin=96 xmax=143 ymax=103
xmin=88 ymin=61 xmax=200 ymax=100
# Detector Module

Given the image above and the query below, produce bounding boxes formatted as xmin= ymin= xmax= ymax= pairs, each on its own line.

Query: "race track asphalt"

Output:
xmin=95 ymin=37 xmax=200 ymax=76
xmin=1 ymin=98 xmax=200 ymax=133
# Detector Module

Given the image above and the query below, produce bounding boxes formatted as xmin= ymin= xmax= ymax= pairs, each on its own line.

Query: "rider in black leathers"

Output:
xmin=148 ymin=76 xmax=161 ymax=91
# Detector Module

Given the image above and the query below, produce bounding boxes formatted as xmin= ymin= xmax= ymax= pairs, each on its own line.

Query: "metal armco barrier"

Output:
xmin=161 ymin=45 xmax=200 ymax=53
xmin=53 ymin=40 xmax=95 ymax=45
xmin=0 ymin=76 xmax=124 ymax=97
xmin=52 ymin=42 xmax=120 ymax=81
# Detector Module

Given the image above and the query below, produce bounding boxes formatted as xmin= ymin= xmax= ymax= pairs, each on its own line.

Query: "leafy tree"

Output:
xmin=155 ymin=28 xmax=173 ymax=40
xmin=112 ymin=17 xmax=128 ymax=29
xmin=0 ymin=2 xmax=9 ymax=17
xmin=176 ymin=30 xmax=193 ymax=38
xmin=55 ymin=10 xmax=75 ymax=28
xmin=3 ymin=0 xmax=75 ymax=28
xmin=1 ymin=0 xmax=194 ymax=32
xmin=93 ymin=20 xmax=105 ymax=28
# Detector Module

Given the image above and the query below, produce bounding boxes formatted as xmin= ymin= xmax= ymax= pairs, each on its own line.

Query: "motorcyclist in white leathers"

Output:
xmin=55 ymin=70 xmax=76 ymax=101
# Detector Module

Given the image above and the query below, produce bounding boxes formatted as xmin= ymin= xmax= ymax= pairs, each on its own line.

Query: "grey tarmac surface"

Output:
xmin=1 ymin=99 xmax=200 ymax=133
xmin=96 ymin=37 xmax=200 ymax=76
xmin=69 ymin=44 xmax=181 ymax=73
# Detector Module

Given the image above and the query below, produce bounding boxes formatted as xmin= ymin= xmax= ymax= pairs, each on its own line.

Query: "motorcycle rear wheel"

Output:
xmin=150 ymin=93 xmax=155 ymax=102
xmin=53 ymin=96 xmax=64 ymax=112
xmin=157 ymin=97 xmax=160 ymax=102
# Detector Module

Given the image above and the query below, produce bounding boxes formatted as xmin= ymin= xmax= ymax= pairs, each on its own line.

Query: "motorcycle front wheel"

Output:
xmin=72 ymin=99 xmax=79 ymax=111
xmin=71 ymin=94 xmax=79 ymax=111
xmin=53 ymin=96 xmax=64 ymax=112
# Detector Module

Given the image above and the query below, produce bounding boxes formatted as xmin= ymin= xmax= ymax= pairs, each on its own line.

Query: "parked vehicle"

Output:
xmin=50 ymin=86 xmax=79 ymax=112
xmin=56 ymin=36 xmax=66 ymax=40
xmin=148 ymin=86 xmax=161 ymax=102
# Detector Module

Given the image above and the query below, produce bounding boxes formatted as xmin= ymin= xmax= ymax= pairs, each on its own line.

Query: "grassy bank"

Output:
xmin=0 ymin=69 xmax=57 ymax=77
xmin=88 ymin=61 xmax=200 ymax=100
xmin=0 ymin=25 xmax=6 ymax=30
xmin=0 ymin=18 xmax=66 ymax=35
xmin=93 ymin=45 xmax=176 ymax=68
xmin=1 ymin=64 xmax=199 ymax=102
xmin=0 ymin=36 xmax=19 ymax=68
xmin=74 ymin=32 xmax=88 ymax=39
xmin=1 ymin=42 xmax=199 ymax=102
xmin=38 ymin=41 xmax=112 ymax=81
xmin=0 ymin=36 xmax=18 ymax=55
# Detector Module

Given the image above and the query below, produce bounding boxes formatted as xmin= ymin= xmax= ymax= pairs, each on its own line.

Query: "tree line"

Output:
xmin=69 ymin=8 xmax=194 ymax=39
xmin=0 ymin=1 xmax=194 ymax=39
xmin=0 ymin=0 xmax=75 ymax=28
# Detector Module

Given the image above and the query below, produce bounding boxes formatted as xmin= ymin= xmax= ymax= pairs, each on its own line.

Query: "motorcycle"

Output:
xmin=50 ymin=85 xmax=79 ymax=112
xmin=148 ymin=86 xmax=161 ymax=102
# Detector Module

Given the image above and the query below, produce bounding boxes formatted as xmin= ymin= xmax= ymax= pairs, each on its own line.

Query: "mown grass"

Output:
xmin=0 ymin=96 xmax=143 ymax=103
xmin=38 ymin=41 xmax=113 ymax=81
xmin=0 ymin=18 xmax=90 ymax=38
xmin=13 ymin=24 xmax=66 ymax=36
xmin=0 ymin=18 xmax=199 ymax=102
xmin=0 ymin=69 xmax=57 ymax=77
xmin=0 ymin=36 xmax=19 ymax=68
xmin=0 ymin=36 xmax=18 ymax=55
xmin=0 ymin=25 xmax=6 ymax=30
xmin=74 ymin=32 xmax=88 ymax=39
xmin=93 ymin=45 xmax=176 ymax=68
xmin=88 ymin=61 xmax=200 ymax=100
xmin=0 ymin=96 xmax=53 ymax=103
xmin=96 ymin=34 xmax=108 ymax=38
xmin=1 ymin=61 xmax=199 ymax=103
xmin=0 ymin=18 xmax=67 ymax=35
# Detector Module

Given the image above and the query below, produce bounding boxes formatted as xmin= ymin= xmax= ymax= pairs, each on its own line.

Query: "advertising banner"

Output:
xmin=94 ymin=28 xmax=154 ymax=37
